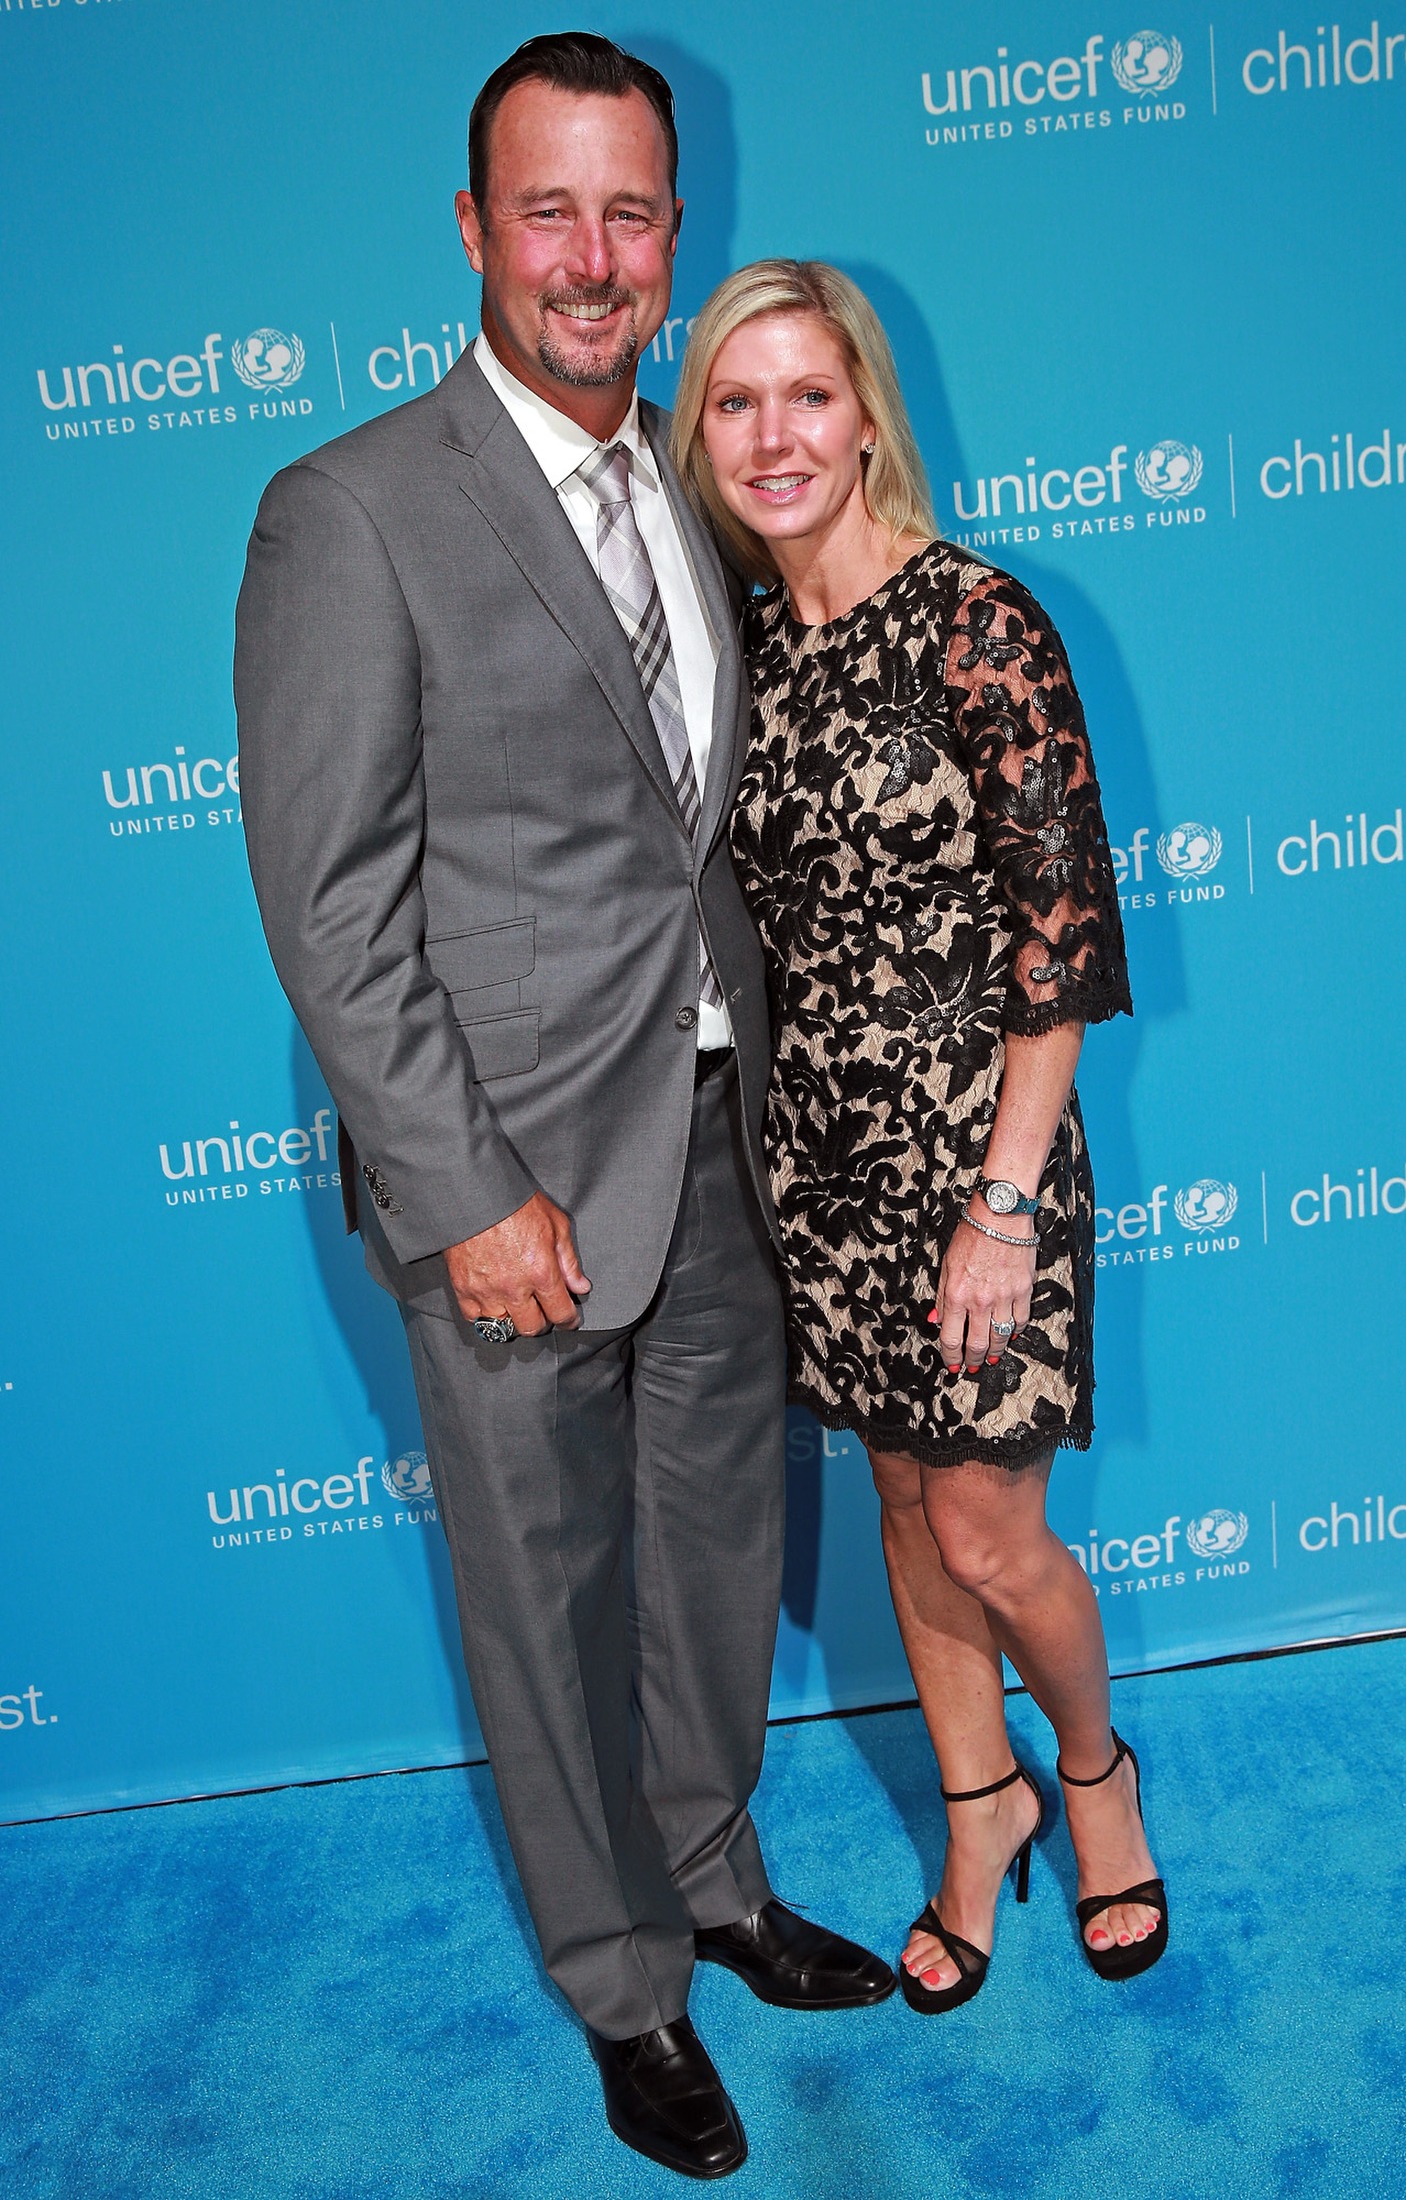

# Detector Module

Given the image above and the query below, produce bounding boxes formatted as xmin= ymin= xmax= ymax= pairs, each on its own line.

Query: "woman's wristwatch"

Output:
xmin=960 ymin=1176 xmax=1044 ymax=1247
xmin=972 ymin=1174 xmax=1043 ymax=1217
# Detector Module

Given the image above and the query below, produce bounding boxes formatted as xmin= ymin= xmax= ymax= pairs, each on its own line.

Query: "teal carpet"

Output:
xmin=3 ymin=1640 xmax=1403 ymax=2200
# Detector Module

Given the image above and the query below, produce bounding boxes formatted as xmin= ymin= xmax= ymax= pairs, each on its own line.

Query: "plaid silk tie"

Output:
xmin=579 ymin=442 xmax=724 ymax=1012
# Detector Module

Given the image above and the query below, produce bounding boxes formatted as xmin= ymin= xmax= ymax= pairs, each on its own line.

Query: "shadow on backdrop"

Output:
xmin=624 ymin=35 xmax=739 ymax=343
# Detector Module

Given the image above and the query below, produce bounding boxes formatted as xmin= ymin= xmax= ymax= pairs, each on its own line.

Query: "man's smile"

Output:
xmin=543 ymin=291 xmax=632 ymax=329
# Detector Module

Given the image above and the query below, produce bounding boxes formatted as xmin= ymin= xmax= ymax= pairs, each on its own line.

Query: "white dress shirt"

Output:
xmin=473 ymin=334 xmax=731 ymax=1049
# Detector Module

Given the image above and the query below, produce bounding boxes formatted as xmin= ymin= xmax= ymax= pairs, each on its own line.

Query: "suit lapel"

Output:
xmin=644 ymin=409 xmax=747 ymax=863
xmin=439 ymin=354 xmax=686 ymax=832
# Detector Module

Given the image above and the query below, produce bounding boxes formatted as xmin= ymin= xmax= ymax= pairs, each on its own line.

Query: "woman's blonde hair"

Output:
xmin=670 ymin=260 xmax=937 ymax=586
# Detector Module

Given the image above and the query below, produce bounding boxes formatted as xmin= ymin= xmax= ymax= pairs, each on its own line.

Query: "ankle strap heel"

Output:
xmin=899 ymin=1759 xmax=1046 ymax=2016
xmin=940 ymin=1761 xmax=1026 ymax=1805
xmin=940 ymin=1761 xmax=1046 ymax=1906
xmin=1056 ymin=1728 xmax=1133 ymax=1792
xmin=1057 ymin=1730 xmax=1168 ymax=1981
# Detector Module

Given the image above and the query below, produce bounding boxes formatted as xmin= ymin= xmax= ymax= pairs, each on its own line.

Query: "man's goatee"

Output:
xmin=538 ymin=327 xmax=640 ymax=388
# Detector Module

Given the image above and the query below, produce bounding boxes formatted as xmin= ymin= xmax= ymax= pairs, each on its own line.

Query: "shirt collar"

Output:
xmin=473 ymin=332 xmax=656 ymax=494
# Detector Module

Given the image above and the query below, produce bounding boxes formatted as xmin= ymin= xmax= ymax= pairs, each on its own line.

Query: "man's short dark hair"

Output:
xmin=468 ymin=32 xmax=679 ymax=210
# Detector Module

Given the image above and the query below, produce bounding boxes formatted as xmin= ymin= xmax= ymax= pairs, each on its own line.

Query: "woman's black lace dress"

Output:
xmin=732 ymin=542 xmax=1132 ymax=1468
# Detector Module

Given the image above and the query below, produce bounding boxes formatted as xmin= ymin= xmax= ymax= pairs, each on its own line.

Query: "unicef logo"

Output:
xmin=1174 ymin=1179 xmax=1238 ymax=1231
xmin=1157 ymin=822 xmax=1222 ymax=879
xmin=1185 ymin=1509 xmax=1249 ymax=1560
xmin=1135 ymin=440 xmax=1203 ymax=500
xmin=231 ymin=328 xmax=306 ymax=391
xmin=381 ymin=1451 xmax=433 ymax=1502
xmin=1111 ymin=30 xmax=1184 ymax=93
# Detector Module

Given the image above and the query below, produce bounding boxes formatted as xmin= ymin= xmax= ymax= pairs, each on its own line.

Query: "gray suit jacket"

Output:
xmin=235 ymin=348 xmax=777 ymax=1328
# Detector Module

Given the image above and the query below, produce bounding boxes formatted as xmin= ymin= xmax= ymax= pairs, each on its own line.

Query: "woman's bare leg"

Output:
xmin=872 ymin=1448 xmax=1040 ymax=1990
xmin=918 ymin=1450 xmax=1159 ymax=1951
xmin=873 ymin=1444 xmax=1160 ymax=1966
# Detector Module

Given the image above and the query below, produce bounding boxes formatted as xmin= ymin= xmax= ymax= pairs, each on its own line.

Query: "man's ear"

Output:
xmin=671 ymin=198 xmax=684 ymax=259
xmin=456 ymin=189 xmax=486 ymax=274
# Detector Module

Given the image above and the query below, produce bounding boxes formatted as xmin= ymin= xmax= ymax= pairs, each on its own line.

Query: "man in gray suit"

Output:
xmin=235 ymin=33 xmax=891 ymax=2181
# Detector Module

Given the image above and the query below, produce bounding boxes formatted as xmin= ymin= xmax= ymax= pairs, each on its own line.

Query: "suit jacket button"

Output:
xmin=675 ymin=1005 xmax=698 ymax=1030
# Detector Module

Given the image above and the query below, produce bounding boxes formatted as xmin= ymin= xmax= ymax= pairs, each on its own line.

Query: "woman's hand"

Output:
xmin=927 ymin=1214 xmax=1036 ymax=1374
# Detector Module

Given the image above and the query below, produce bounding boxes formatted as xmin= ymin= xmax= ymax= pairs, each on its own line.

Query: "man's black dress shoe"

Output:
xmin=694 ymin=1899 xmax=897 ymax=2009
xmin=588 ymin=2017 xmax=746 ymax=2180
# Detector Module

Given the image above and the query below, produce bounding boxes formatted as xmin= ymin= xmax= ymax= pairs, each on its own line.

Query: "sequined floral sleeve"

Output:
xmin=944 ymin=573 xmax=1132 ymax=1035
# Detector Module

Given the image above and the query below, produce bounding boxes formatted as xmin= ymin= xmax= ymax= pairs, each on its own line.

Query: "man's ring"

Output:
xmin=991 ymin=1317 xmax=1016 ymax=1338
xmin=473 ymin=1314 xmax=517 ymax=1345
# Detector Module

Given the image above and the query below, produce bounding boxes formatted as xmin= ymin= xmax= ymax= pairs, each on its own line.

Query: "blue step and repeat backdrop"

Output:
xmin=3 ymin=0 xmax=1403 ymax=1821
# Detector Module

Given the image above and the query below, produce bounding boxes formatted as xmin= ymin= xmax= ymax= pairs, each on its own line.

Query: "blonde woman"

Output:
xmin=672 ymin=263 xmax=1166 ymax=2010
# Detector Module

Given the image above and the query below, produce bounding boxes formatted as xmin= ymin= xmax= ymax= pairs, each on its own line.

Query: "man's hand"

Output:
xmin=444 ymin=1192 xmax=591 ymax=1337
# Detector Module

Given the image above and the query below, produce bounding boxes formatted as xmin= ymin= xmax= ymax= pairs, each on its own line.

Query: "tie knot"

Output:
xmin=579 ymin=442 xmax=633 ymax=509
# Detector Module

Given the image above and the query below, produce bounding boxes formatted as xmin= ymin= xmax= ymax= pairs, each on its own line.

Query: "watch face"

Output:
xmin=984 ymin=1179 xmax=1019 ymax=1214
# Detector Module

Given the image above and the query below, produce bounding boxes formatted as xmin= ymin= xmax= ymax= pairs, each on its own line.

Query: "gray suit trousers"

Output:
xmin=401 ymin=1058 xmax=785 ymax=2037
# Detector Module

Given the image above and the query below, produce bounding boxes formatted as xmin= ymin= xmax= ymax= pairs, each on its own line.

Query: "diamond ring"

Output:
xmin=991 ymin=1317 xmax=1016 ymax=1339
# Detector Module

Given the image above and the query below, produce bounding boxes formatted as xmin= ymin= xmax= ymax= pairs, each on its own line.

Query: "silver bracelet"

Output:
xmin=960 ymin=1204 xmax=1038 ymax=1249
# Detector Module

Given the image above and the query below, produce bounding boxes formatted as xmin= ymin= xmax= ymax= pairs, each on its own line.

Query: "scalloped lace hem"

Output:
xmin=788 ymin=1382 xmax=1093 ymax=1471
xmin=1004 ymin=982 xmax=1133 ymax=1038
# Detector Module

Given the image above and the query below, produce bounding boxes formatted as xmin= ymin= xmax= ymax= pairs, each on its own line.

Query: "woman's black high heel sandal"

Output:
xmin=1057 ymin=1729 xmax=1168 ymax=1981
xmin=898 ymin=1761 xmax=1046 ymax=2015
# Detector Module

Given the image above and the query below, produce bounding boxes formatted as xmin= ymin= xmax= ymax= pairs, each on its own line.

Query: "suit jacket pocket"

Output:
xmin=427 ymin=916 xmax=536 ymax=994
xmin=457 ymin=1006 xmax=540 ymax=1081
